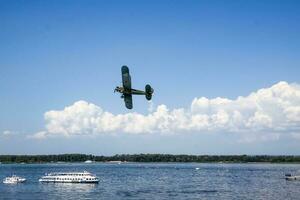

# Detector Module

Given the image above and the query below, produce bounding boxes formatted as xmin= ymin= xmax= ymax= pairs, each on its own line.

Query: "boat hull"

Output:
xmin=39 ymin=179 xmax=99 ymax=184
xmin=286 ymin=176 xmax=300 ymax=181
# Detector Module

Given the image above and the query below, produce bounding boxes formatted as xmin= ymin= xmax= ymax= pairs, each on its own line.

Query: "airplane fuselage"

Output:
xmin=115 ymin=86 xmax=146 ymax=95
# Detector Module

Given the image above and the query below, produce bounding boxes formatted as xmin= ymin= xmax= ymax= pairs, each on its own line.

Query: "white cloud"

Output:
xmin=32 ymin=81 xmax=300 ymax=141
xmin=2 ymin=130 xmax=13 ymax=136
xmin=1 ymin=130 xmax=21 ymax=137
xmin=291 ymin=132 xmax=300 ymax=140
xmin=27 ymin=131 xmax=48 ymax=139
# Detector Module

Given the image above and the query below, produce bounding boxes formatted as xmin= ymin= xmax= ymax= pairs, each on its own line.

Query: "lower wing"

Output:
xmin=124 ymin=94 xmax=133 ymax=109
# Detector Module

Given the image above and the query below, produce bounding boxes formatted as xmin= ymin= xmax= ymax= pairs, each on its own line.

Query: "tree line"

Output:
xmin=1 ymin=154 xmax=300 ymax=163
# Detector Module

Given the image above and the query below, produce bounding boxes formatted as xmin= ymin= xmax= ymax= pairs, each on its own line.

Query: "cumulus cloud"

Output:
xmin=32 ymin=81 xmax=300 ymax=141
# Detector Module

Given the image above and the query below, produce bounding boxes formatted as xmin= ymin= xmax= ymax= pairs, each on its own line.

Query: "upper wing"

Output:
xmin=124 ymin=94 xmax=133 ymax=109
xmin=122 ymin=66 xmax=131 ymax=90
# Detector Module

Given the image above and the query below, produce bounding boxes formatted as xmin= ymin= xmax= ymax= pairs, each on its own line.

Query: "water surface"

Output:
xmin=1 ymin=163 xmax=300 ymax=199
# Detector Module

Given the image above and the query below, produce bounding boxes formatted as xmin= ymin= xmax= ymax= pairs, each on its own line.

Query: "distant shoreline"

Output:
xmin=1 ymin=154 xmax=300 ymax=164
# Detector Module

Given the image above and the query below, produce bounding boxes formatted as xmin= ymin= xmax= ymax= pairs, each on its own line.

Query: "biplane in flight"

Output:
xmin=114 ymin=65 xmax=154 ymax=109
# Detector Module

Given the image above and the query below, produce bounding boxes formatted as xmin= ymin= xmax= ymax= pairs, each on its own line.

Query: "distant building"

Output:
xmin=107 ymin=161 xmax=122 ymax=164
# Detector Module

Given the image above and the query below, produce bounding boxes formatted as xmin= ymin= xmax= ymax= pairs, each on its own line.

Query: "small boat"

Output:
xmin=3 ymin=175 xmax=26 ymax=184
xmin=285 ymin=173 xmax=300 ymax=181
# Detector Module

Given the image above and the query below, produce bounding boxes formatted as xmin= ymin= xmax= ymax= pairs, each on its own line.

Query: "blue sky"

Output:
xmin=0 ymin=0 xmax=300 ymax=155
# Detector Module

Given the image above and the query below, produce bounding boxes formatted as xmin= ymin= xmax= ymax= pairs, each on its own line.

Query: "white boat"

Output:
xmin=3 ymin=175 xmax=26 ymax=184
xmin=39 ymin=171 xmax=99 ymax=183
xmin=285 ymin=174 xmax=300 ymax=181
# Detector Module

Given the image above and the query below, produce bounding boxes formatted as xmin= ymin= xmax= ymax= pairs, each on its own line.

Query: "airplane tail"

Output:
xmin=145 ymin=84 xmax=154 ymax=100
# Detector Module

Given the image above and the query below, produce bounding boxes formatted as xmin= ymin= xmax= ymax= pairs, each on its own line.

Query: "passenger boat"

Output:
xmin=39 ymin=171 xmax=99 ymax=183
xmin=3 ymin=175 xmax=26 ymax=184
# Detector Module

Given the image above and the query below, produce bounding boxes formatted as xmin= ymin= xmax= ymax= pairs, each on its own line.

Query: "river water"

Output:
xmin=1 ymin=163 xmax=300 ymax=200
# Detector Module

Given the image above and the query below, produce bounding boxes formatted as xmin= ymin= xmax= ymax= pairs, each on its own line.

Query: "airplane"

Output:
xmin=114 ymin=65 xmax=154 ymax=109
